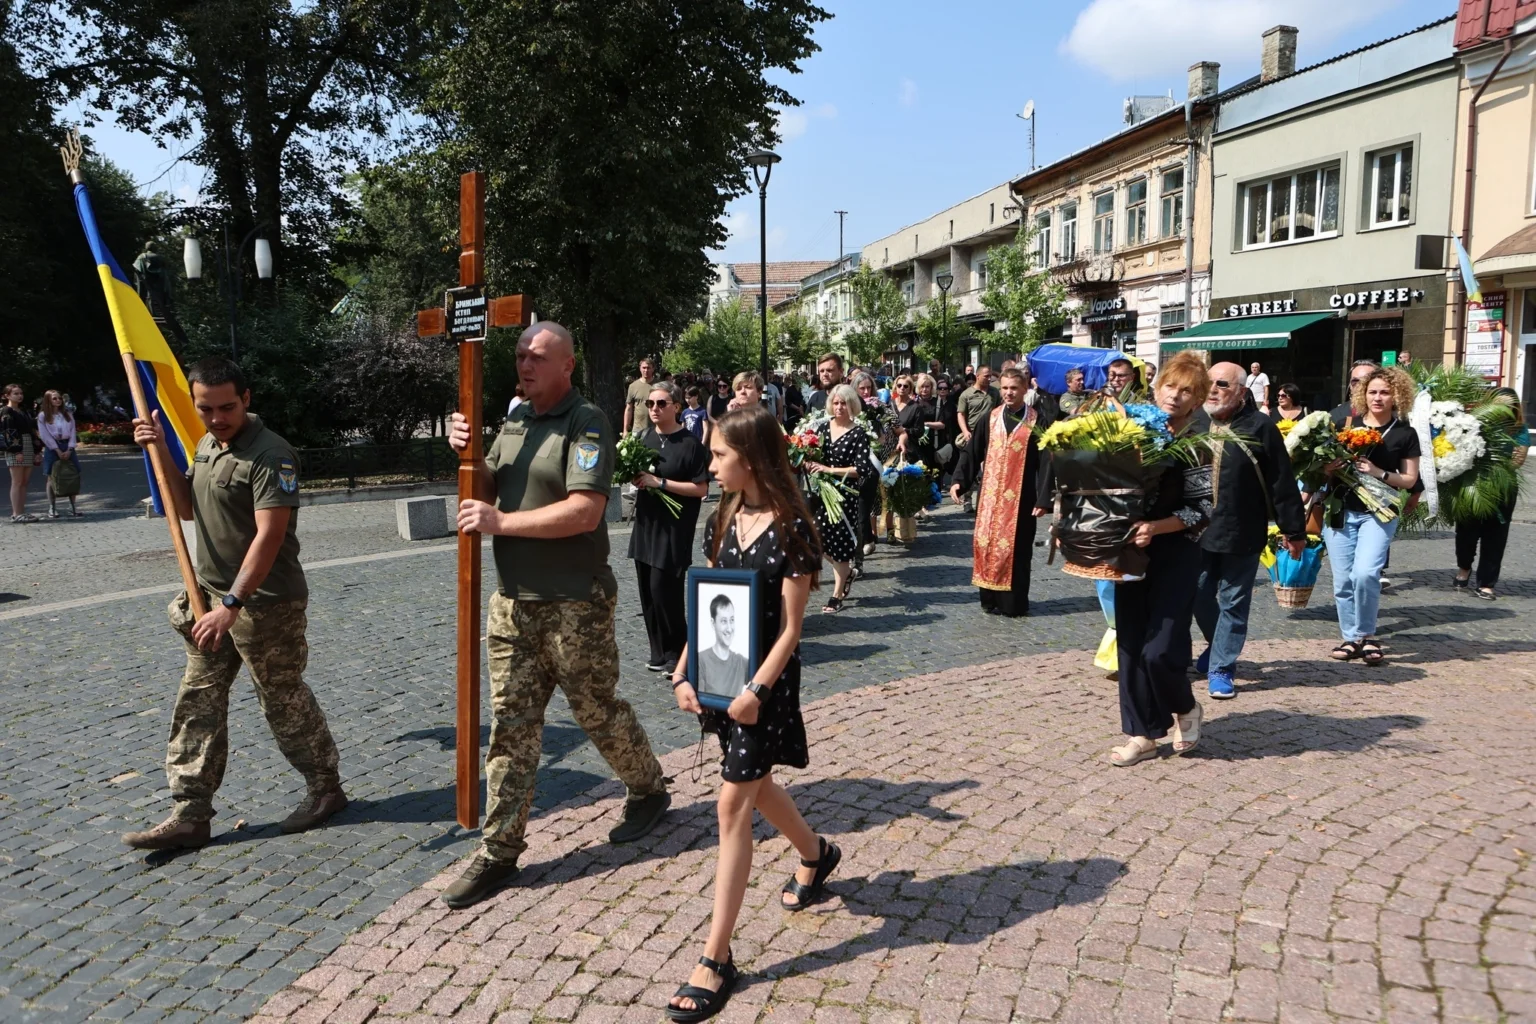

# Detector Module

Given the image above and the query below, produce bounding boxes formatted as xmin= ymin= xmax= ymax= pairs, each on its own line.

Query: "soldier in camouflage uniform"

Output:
xmin=444 ymin=321 xmax=669 ymax=908
xmin=123 ymin=357 xmax=345 ymax=851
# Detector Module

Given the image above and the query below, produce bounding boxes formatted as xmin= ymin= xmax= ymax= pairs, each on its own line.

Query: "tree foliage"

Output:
xmin=325 ymin=314 xmax=457 ymax=444
xmin=664 ymin=301 xmax=759 ymax=376
xmin=18 ymin=0 xmax=449 ymax=291
xmin=776 ymin=309 xmax=825 ymax=371
xmin=976 ymin=222 xmax=1072 ymax=355
xmin=843 ymin=263 xmax=907 ymax=368
xmin=421 ymin=0 xmax=830 ymax=427
xmin=911 ymin=294 xmax=967 ymax=370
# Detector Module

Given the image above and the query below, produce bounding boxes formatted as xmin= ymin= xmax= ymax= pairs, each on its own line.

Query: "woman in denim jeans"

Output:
xmin=1323 ymin=368 xmax=1420 ymax=666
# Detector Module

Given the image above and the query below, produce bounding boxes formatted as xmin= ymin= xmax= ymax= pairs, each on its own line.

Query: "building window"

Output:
xmin=902 ymin=280 xmax=915 ymax=305
xmin=990 ymin=203 xmax=996 ymax=224
xmin=1160 ymin=305 xmax=1186 ymax=332
xmin=975 ymin=262 xmax=988 ymax=291
xmin=1092 ymin=191 xmax=1114 ymax=253
xmin=1242 ymin=163 xmax=1340 ymax=249
xmin=1126 ymin=179 xmax=1147 ymax=246
xmin=1060 ymin=203 xmax=1078 ymax=261
xmin=1160 ymin=168 xmax=1184 ymax=237
xmin=1369 ymin=145 xmax=1413 ymax=227
xmin=1034 ymin=211 xmax=1051 ymax=267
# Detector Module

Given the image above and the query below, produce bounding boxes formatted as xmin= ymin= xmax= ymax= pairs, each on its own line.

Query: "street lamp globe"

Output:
xmin=253 ymin=238 xmax=274 ymax=280
xmin=936 ymin=272 xmax=954 ymax=293
xmin=183 ymin=236 xmax=203 ymax=280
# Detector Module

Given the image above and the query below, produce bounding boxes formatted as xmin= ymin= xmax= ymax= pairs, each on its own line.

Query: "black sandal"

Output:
xmin=781 ymin=836 xmax=841 ymax=911
xmin=1452 ymin=574 xmax=1470 ymax=590
xmin=666 ymin=953 xmax=737 ymax=1022
xmin=1330 ymin=641 xmax=1362 ymax=661
xmin=1359 ymin=639 xmax=1384 ymax=665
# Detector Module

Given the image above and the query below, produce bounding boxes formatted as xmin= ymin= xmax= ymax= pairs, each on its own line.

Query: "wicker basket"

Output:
xmin=1275 ymin=585 xmax=1313 ymax=609
xmin=896 ymin=516 xmax=917 ymax=543
xmin=1514 ymin=445 xmax=1528 ymax=469
xmin=1063 ymin=561 xmax=1131 ymax=583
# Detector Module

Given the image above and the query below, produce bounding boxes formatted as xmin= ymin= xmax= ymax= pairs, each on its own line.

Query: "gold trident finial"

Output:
xmin=59 ymin=129 xmax=84 ymax=184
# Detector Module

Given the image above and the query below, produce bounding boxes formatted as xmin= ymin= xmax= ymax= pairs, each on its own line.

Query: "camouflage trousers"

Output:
xmin=165 ymin=590 xmax=341 ymax=822
xmin=482 ymin=585 xmax=666 ymax=864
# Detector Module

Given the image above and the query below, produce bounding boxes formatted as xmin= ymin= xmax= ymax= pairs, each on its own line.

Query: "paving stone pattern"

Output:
xmin=250 ymin=640 xmax=1536 ymax=1024
xmin=1 ymin=502 xmax=1533 ymax=1022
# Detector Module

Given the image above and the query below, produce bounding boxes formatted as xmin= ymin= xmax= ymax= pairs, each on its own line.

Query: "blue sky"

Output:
xmin=77 ymin=0 xmax=1458 ymax=265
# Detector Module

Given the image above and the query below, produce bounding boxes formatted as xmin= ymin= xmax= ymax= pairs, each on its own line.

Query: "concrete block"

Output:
xmin=395 ymin=495 xmax=452 ymax=540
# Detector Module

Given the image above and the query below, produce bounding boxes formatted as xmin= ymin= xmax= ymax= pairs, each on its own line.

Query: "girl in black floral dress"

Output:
xmin=667 ymin=404 xmax=840 ymax=1022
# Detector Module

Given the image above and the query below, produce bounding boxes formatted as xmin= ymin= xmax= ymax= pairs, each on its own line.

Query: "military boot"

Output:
xmin=121 ymin=817 xmax=211 ymax=851
xmin=279 ymin=786 xmax=348 ymax=834
xmin=442 ymin=854 xmax=521 ymax=909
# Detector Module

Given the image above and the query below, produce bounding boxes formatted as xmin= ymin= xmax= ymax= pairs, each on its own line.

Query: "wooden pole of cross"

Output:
xmin=417 ymin=170 xmax=526 ymax=830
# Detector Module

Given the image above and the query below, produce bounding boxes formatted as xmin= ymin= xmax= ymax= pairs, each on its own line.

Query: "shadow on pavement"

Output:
xmin=750 ymin=857 xmax=1127 ymax=983
xmin=1201 ymin=709 xmax=1426 ymax=760
xmin=515 ymin=777 xmax=982 ymax=889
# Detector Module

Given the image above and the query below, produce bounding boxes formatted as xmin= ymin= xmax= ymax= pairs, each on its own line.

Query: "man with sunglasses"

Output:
xmin=1194 ymin=362 xmax=1307 ymax=701
xmin=1331 ymin=361 xmax=1379 ymax=428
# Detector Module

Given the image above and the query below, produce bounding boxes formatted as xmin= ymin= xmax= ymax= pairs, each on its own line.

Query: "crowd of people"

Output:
xmin=84 ymin=329 xmax=1527 ymax=1022
xmin=3 ymin=383 xmax=85 ymax=522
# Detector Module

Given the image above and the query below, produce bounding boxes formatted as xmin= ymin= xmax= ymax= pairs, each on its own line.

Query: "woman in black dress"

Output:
xmin=803 ymin=383 xmax=867 ymax=613
xmin=668 ymin=404 xmax=837 ymax=1022
xmin=629 ymin=381 xmax=712 ymax=673
xmin=1111 ymin=353 xmax=1214 ymax=768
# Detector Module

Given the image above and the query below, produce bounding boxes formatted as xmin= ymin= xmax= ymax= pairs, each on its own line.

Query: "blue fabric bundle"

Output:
xmin=1267 ymin=545 xmax=1322 ymax=588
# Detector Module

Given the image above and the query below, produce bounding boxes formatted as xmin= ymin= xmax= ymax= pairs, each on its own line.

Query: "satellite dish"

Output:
xmin=1022 ymin=100 xmax=1035 ymax=120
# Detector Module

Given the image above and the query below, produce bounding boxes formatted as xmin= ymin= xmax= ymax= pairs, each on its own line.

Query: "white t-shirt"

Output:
xmin=1248 ymin=372 xmax=1270 ymax=407
xmin=762 ymin=383 xmax=781 ymax=417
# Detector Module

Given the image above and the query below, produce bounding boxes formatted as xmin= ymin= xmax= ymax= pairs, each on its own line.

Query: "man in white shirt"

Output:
xmin=1248 ymin=362 xmax=1270 ymax=411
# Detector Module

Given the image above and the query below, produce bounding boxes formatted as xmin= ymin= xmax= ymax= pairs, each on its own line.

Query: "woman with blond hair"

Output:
xmin=1323 ymin=365 xmax=1420 ymax=665
xmin=3 ymin=383 xmax=44 ymax=523
xmin=1111 ymin=352 xmax=1214 ymax=767
xmin=37 ymin=389 xmax=82 ymax=518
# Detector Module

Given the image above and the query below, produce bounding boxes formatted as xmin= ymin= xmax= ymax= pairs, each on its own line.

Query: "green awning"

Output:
xmin=1160 ymin=311 xmax=1338 ymax=352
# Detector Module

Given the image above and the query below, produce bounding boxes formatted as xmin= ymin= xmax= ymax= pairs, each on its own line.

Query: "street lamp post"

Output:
xmin=936 ymin=271 xmax=954 ymax=372
xmin=746 ymin=148 xmax=781 ymax=382
xmin=179 ymin=211 xmax=274 ymax=360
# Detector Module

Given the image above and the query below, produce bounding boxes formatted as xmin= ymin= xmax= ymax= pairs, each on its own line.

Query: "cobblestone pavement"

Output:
xmin=1 ymin=499 xmax=1533 ymax=1022
xmin=250 ymin=639 xmax=1536 ymax=1024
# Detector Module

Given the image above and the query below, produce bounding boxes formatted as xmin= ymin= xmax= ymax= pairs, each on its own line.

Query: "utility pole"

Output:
xmin=835 ymin=210 xmax=848 ymax=269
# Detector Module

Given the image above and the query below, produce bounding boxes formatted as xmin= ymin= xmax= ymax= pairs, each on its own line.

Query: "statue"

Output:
xmin=133 ymin=243 xmax=173 ymax=318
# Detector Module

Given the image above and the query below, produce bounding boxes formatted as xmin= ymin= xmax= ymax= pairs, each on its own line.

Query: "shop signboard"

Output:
xmin=1465 ymin=292 xmax=1506 ymax=383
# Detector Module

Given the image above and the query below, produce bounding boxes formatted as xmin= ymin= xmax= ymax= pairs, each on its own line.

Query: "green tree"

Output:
xmin=843 ymin=263 xmax=906 ymax=368
xmin=911 ymin=294 xmax=967 ymax=370
xmin=18 ymin=0 xmax=449 ymax=291
xmin=421 ymin=0 xmax=830 ymax=428
xmin=664 ymin=301 xmax=758 ymax=376
xmin=976 ymin=222 xmax=1072 ymax=355
xmin=775 ymin=308 xmax=825 ymax=371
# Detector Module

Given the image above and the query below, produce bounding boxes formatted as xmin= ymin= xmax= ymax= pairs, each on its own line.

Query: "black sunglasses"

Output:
xmin=1211 ymin=379 xmax=1234 ymax=390
xmin=644 ymin=398 xmax=671 ymax=408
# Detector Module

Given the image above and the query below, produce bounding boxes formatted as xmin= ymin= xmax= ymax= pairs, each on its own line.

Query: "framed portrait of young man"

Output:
xmin=685 ymin=567 xmax=762 ymax=712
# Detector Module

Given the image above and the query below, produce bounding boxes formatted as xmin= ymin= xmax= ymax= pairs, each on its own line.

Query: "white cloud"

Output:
xmin=1061 ymin=0 xmax=1397 ymax=81
xmin=774 ymin=102 xmax=838 ymax=142
xmin=899 ymin=78 xmax=919 ymax=107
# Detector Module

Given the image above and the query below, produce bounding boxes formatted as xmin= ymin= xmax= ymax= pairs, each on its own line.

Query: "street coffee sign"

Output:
xmin=1221 ymin=285 xmax=1426 ymax=319
xmin=1081 ymin=295 xmax=1134 ymax=324
xmin=446 ymin=285 xmax=488 ymax=342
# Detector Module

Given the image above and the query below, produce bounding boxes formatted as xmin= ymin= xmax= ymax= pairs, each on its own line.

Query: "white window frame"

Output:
xmin=1368 ymin=144 xmax=1413 ymax=229
xmin=1126 ymin=178 xmax=1147 ymax=247
xmin=1060 ymin=203 xmax=1078 ymax=262
xmin=1034 ymin=212 xmax=1051 ymax=267
xmin=975 ymin=262 xmax=988 ymax=291
xmin=1160 ymin=167 xmax=1184 ymax=238
xmin=1092 ymin=191 xmax=1115 ymax=254
xmin=1241 ymin=162 xmax=1341 ymax=251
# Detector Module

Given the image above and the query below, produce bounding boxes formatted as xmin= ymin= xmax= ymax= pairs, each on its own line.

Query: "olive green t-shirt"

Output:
xmin=625 ymin=377 xmax=656 ymax=434
xmin=486 ymin=389 xmax=618 ymax=600
xmin=186 ymin=414 xmax=306 ymax=604
xmin=957 ymin=385 xmax=1001 ymax=436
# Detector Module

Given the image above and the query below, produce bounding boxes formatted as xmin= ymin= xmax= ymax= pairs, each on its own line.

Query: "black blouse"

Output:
xmin=1342 ymin=416 xmax=1420 ymax=514
xmin=702 ymin=512 xmax=821 ymax=659
xmin=628 ymin=427 xmax=711 ymax=570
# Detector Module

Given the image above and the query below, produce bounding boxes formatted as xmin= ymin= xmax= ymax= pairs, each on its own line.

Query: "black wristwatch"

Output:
xmin=221 ymin=592 xmax=244 ymax=610
xmin=745 ymin=682 xmax=768 ymax=701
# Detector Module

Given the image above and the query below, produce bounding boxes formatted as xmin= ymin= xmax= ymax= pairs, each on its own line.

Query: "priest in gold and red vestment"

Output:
xmin=949 ymin=366 xmax=1053 ymax=617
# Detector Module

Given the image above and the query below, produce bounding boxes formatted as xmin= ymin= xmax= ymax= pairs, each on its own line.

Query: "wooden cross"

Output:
xmin=417 ymin=170 xmax=527 ymax=830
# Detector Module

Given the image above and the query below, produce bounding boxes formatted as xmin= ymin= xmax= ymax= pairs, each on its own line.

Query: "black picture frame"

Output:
xmin=685 ymin=567 xmax=762 ymax=711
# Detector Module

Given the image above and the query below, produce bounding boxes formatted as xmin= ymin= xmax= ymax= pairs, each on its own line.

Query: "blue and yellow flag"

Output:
xmin=1453 ymin=236 xmax=1483 ymax=306
xmin=72 ymin=181 xmax=201 ymax=514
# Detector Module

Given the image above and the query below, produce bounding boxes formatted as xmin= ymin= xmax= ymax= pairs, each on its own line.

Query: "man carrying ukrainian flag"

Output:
xmin=65 ymin=135 xmax=347 ymax=850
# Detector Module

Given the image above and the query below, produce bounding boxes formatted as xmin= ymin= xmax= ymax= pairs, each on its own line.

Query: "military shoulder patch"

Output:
xmin=276 ymin=458 xmax=299 ymax=494
xmin=574 ymin=442 xmax=600 ymax=472
xmin=584 ymin=428 xmax=601 ymax=440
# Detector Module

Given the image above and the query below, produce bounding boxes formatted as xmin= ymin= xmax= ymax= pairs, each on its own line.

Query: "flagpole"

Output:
xmin=60 ymin=132 xmax=207 ymax=620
